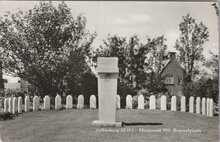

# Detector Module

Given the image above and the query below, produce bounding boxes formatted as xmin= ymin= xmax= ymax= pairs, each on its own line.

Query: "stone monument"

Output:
xmin=92 ymin=57 xmax=122 ymax=127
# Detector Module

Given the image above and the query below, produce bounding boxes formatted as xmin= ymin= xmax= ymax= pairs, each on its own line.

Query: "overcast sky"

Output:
xmin=0 ymin=1 xmax=219 ymax=81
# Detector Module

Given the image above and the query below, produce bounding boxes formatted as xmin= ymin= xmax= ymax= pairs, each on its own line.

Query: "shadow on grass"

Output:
xmin=122 ymin=122 xmax=163 ymax=126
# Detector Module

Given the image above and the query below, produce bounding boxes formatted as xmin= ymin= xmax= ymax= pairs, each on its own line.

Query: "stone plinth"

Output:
xmin=92 ymin=57 xmax=122 ymax=127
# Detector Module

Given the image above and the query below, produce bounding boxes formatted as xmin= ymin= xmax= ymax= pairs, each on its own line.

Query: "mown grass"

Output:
xmin=0 ymin=109 xmax=218 ymax=142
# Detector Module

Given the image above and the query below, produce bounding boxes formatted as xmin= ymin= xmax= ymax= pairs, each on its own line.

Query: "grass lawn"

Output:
xmin=0 ymin=109 xmax=218 ymax=142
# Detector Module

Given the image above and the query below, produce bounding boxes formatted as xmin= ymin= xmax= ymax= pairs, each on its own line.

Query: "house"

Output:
xmin=2 ymin=74 xmax=29 ymax=94
xmin=161 ymin=52 xmax=183 ymax=95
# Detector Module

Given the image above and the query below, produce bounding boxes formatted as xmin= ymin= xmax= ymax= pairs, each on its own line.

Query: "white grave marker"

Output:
xmin=116 ymin=95 xmax=120 ymax=109
xmin=160 ymin=95 xmax=167 ymax=110
xmin=209 ymin=98 xmax=213 ymax=117
xmin=12 ymin=97 xmax=18 ymax=114
xmin=137 ymin=95 xmax=144 ymax=109
xmin=90 ymin=95 xmax=96 ymax=109
xmin=43 ymin=95 xmax=50 ymax=110
xmin=77 ymin=95 xmax=84 ymax=109
xmin=55 ymin=95 xmax=62 ymax=110
xmin=126 ymin=95 xmax=132 ymax=109
xmin=189 ymin=96 xmax=194 ymax=113
xmin=202 ymin=97 xmax=206 ymax=115
xmin=25 ymin=96 xmax=30 ymax=112
xmin=18 ymin=97 xmax=22 ymax=113
xmin=206 ymin=98 xmax=210 ymax=116
xmin=149 ymin=95 xmax=156 ymax=110
xmin=181 ymin=96 xmax=186 ymax=112
xmin=171 ymin=96 xmax=177 ymax=111
xmin=196 ymin=97 xmax=201 ymax=114
xmin=8 ymin=98 xmax=13 ymax=113
xmin=33 ymin=96 xmax=39 ymax=111
xmin=66 ymin=95 xmax=73 ymax=109
xmin=4 ymin=98 xmax=8 ymax=112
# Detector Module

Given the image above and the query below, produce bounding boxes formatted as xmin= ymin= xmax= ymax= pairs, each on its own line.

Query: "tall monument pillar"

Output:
xmin=92 ymin=57 xmax=122 ymax=127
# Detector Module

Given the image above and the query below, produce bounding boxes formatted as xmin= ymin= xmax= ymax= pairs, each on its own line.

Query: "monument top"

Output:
xmin=97 ymin=57 xmax=119 ymax=73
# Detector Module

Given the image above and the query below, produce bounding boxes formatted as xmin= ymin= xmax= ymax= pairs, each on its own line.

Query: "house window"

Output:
xmin=178 ymin=76 xmax=182 ymax=85
xmin=165 ymin=74 xmax=174 ymax=85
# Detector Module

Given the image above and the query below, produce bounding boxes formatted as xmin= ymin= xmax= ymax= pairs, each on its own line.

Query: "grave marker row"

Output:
xmin=124 ymin=95 xmax=214 ymax=117
xmin=3 ymin=94 xmax=214 ymax=117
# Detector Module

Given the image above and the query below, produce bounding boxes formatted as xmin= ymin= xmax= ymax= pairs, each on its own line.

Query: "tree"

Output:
xmin=0 ymin=2 xmax=96 ymax=97
xmin=175 ymin=14 xmax=209 ymax=97
xmin=90 ymin=34 xmax=168 ymax=98
xmin=0 ymin=60 xmax=4 ymax=96
xmin=204 ymin=52 xmax=219 ymax=103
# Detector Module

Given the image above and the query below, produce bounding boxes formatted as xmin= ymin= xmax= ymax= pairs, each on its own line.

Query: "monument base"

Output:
xmin=92 ymin=120 xmax=122 ymax=127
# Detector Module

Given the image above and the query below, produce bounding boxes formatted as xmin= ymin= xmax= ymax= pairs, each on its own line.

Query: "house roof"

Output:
xmin=161 ymin=59 xmax=184 ymax=75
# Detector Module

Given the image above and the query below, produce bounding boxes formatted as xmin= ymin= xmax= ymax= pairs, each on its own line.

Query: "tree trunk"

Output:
xmin=0 ymin=61 xmax=4 ymax=96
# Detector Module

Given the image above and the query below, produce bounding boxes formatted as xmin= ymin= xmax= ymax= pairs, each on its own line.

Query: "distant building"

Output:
xmin=161 ymin=52 xmax=184 ymax=95
xmin=3 ymin=75 xmax=29 ymax=94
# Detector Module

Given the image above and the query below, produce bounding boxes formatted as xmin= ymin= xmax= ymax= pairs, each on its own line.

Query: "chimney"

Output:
xmin=170 ymin=52 xmax=176 ymax=61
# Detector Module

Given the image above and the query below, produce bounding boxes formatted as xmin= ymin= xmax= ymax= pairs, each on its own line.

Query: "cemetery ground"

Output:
xmin=0 ymin=109 xmax=218 ymax=142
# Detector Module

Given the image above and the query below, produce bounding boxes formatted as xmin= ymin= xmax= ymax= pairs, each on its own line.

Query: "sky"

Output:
xmin=0 ymin=1 xmax=219 ymax=81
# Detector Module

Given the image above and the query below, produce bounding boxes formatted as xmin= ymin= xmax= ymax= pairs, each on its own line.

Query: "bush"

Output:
xmin=132 ymin=95 xmax=138 ymax=109
xmin=214 ymin=102 xmax=219 ymax=116
xmin=0 ymin=112 xmax=14 ymax=121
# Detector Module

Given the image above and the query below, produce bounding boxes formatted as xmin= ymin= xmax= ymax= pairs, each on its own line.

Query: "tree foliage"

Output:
xmin=89 ymin=35 xmax=168 ymax=97
xmin=204 ymin=52 xmax=219 ymax=103
xmin=0 ymin=61 xmax=4 ymax=95
xmin=175 ymin=14 xmax=209 ymax=97
xmin=0 ymin=2 xmax=96 ymax=97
